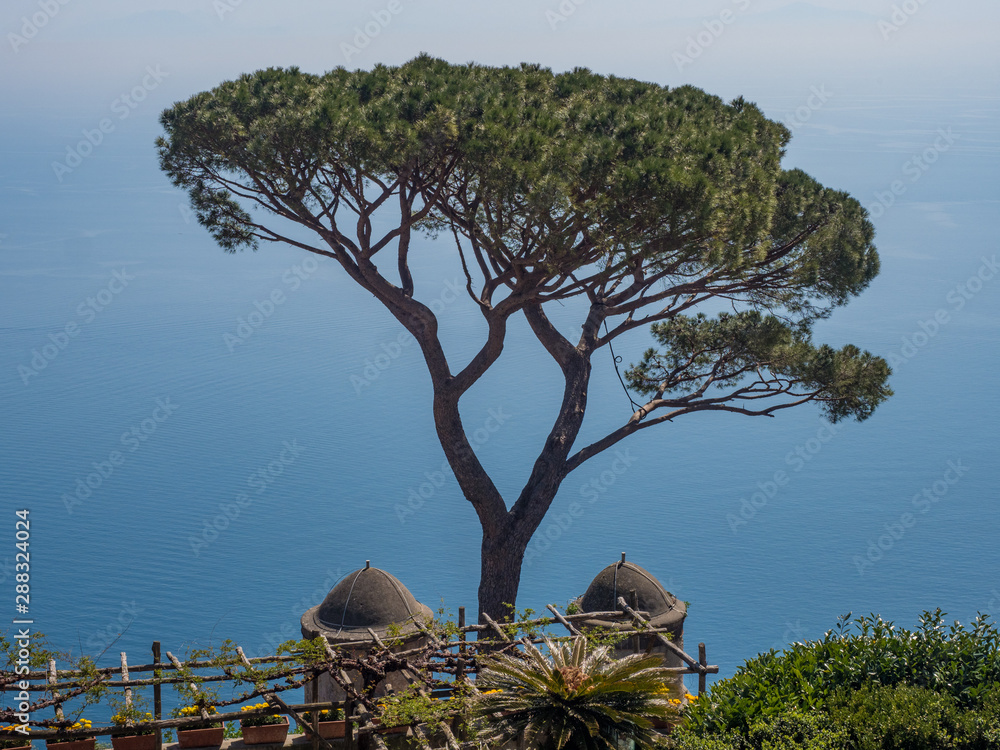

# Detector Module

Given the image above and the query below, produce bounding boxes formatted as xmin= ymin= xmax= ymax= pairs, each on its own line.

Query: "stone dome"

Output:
xmin=579 ymin=559 xmax=686 ymax=628
xmin=301 ymin=563 xmax=432 ymax=643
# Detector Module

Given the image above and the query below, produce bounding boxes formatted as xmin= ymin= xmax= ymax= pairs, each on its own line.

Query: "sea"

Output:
xmin=1 ymin=72 xmax=998 ymax=717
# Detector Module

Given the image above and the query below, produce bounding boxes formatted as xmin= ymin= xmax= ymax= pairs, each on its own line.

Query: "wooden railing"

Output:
xmin=2 ymin=603 xmax=718 ymax=750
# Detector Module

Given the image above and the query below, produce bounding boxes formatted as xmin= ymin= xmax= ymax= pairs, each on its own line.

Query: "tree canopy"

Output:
xmin=158 ymin=54 xmax=891 ymax=620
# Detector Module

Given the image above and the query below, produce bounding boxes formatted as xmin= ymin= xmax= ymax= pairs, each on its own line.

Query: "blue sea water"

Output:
xmin=1 ymin=69 xmax=998 ymax=715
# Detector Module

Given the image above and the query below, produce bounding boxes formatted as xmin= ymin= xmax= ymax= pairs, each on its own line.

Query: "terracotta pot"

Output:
xmin=240 ymin=718 xmax=288 ymax=746
xmin=47 ymin=739 xmax=96 ymax=750
xmin=314 ymin=721 xmax=345 ymax=739
xmin=372 ymin=720 xmax=406 ymax=735
xmin=3 ymin=744 xmax=32 ymax=750
xmin=111 ymin=735 xmax=157 ymax=750
xmin=177 ymin=727 xmax=224 ymax=748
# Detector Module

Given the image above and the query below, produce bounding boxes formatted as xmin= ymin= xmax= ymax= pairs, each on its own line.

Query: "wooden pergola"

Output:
xmin=2 ymin=601 xmax=717 ymax=750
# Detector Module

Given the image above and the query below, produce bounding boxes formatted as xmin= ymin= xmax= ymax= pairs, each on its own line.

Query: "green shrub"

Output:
xmin=830 ymin=684 xmax=961 ymax=750
xmin=669 ymin=691 xmax=1000 ymax=750
xmin=668 ymin=710 xmax=844 ymax=750
xmin=829 ymin=683 xmax=1000 ymax=750
xmin=685 ymin=610 xmax=1000 ymax=736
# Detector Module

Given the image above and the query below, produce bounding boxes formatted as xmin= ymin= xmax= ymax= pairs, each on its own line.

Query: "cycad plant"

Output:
xmin=475 ymin=637 xmax=676 ymax=750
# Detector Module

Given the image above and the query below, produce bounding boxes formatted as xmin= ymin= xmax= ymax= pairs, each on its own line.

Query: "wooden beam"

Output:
xmin=616 ymin=597 xmax=701 ymax=670
xmin=480 ymin=613 xmax=512 ymax=642
xmin=545 ymin=605 xmax=582 ymax=637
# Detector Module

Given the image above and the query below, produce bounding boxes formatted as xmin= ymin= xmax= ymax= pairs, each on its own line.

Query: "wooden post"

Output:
xmin=48 ymin=658 xmax=64 ymax=723
xmin=456 ymin=606 xmax=466 ymax=740
xmin=152 ymin=642 xmax=162 ymax=750
xmin=698 ymin=643 xmax=707 ymax=695
xmin=121 ymin=652 xmax=132 ymax=706
xmin=344 ymin=698 xmax=354 ymax=750
xmin=629 ymin=590 xmax=639 ymax=654
xmin=456 ymin=607 xmax=466 ymax=684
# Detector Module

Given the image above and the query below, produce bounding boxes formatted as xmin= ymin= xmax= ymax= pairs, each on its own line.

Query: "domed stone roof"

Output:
xmin=579 ymin=559 xmax=686 ymax=628
xmin=301 ymin=563 xmax=432 ymax=642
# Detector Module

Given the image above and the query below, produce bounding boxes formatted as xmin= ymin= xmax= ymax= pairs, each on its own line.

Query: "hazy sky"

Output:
xmin=2 ymin=0 xmax=997 ymax=116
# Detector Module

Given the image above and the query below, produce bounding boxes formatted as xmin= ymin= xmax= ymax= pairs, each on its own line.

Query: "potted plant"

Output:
xmin=239 ymin=704 xmax=288 ymax=746
xmin=374 ymin=692 xmax=437 ymax=736
xmin=173 ymin=706 xmax=223 ymax=749
xmin=299 ymin=709 xmax=345 ymax=739
xmin=46 ymin=720 xmax=95 ymax=750
xmin=1 ymin=725 xmax=32 ymax=750
xmin=110 ymin=694 xmax=156 ymax=750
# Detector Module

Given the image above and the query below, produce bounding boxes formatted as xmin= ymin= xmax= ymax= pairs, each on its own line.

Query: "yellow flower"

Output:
xmin=179 ymin=705 xmax=217 ymax=718
xmin=684 ymin=693 xmax=698 ymax=702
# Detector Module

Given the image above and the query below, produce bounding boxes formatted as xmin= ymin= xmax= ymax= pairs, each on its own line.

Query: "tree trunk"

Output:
xmin=478 ymin=525 xmax=530 ymax=625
